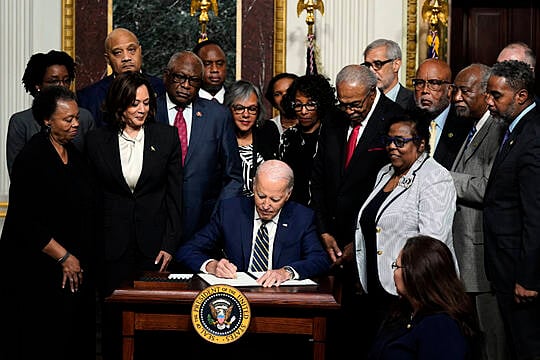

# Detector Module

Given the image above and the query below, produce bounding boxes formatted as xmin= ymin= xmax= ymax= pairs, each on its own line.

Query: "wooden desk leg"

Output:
xmin=122 ymin=311 xmax=135 ymax=360
xmin=312 ymin=317 xmax=327 ymax=360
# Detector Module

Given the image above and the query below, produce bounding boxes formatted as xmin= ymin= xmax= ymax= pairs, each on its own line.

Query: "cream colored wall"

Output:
xmin=286 ymin=0 xmax=408 ymax=86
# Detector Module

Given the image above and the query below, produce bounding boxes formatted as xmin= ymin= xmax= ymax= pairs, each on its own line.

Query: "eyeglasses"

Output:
xmin=391 ymin=261 xmax=406 ymax=270
xmin=44 ymin=78 xmax=72 ymax=86
xmin=293 ymin=101 xmax=318 ymax=112
xmin=412 ymin=79 xmax=452 ymax=91
xmin=231 ymin=104 xmax=259 ymax=115
xmin=338 ymin=87 xmax=374 ymax=112
xmin=169 ymin=72 xmax=202 ymax=87
xmin=382 ymin=135 xmax=419 ymax=148
xmin=361 ymin=58 xmax=394 ymax=71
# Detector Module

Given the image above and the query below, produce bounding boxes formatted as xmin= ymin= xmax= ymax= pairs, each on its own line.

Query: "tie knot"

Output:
xmin=175 ymin=105 xmax=185 ymax=112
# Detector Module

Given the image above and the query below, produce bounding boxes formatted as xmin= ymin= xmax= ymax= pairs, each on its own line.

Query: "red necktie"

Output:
xmin=174 ymin=106 xmax=188 ymax=165
xmin=345 ymin=124 xmax=361 ymax=168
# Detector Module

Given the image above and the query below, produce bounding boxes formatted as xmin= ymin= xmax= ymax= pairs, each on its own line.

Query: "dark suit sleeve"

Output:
xmin=309 ymin=123 xmax=331 ymax=234
xmin=176 ymin=200 xmax=225 ymax=271
xmin=517 ymin=136 xmax=540 ymax=289
xmin=218 ymin=110 xmax=243 ymax=200
xmin=162 ymin=126 xmax=184 ymax=255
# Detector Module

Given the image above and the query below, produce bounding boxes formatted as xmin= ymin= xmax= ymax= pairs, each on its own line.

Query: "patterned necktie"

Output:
xmin=429 ymin=120 xmax=437 ymax=156
xmin=345 ymin=124 xmax=361 ymax=168
xmin=464 ymin=125 xmax=477 ymax=148
xmin=251 ymin=221 xmax=270 ymax=272
xmin=174 ymin=106 xmax=188 ymax=165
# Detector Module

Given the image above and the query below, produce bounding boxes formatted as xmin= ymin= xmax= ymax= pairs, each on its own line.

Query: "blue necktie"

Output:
xmin=251 ymin=221 xmax=270 ymax=272
xmin=464 ymin=125 xmax=477 ymax=148
xmin=499 ymin=128 xmax=511 ymax=154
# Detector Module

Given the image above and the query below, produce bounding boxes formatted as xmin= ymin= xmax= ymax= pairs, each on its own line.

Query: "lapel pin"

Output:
xmin=509 ymin=140 xmax=514 ymax=146
xmin=282 ymin=223 xmax=288 ymax=227
xmin=448 ymin=132 xmax=454 ymax=138
xmin=196 ymin=111 xmax=202 ymax=117
xmin=150 ymin=145 xmax=156 ymax=151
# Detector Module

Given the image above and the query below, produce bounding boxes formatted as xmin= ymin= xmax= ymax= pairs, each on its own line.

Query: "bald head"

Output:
xmin=104 ymin=28 xmax=142 ymax=74
xmin=453 ymin=63 xmax=491 ymax=119
xmin=497 ymin=42 xmax=536 ymax=72
xmin=255 ymin=160 xmax=294 ymax=192
xmin=414 ymin=59 xmax=453 ymax=118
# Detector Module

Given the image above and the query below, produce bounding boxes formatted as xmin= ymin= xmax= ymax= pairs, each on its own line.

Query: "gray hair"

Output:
xmin=363 ymin=38 xmax=402 ymax=60
xmin=460 ymin=63 xmax=491 ymax=92
xmin=166 ymin=51 xmax=204 ymax=77
xmin=336 ymin=64 xmax=377 ymax=89
xmin=254 ymin=160 xmax=294 ymax=192
xmin=224 ymin=80 xmax=267 ymax=126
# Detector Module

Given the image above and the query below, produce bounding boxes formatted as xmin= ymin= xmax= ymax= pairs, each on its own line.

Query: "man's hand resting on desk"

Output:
xmin=206 ymin=258 xmax=238 ymax=278
xmin=256 ymin=268 xmax=293 ymax=288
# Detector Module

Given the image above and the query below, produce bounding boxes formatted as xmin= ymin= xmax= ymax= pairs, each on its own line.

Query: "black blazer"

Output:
xmin=310 ymin=93 xmax=404 ymax=246
xmin=395 ymin=84 xmax=416 ymax=112
xmin=484 ymin=106 xmax=540 ymax=294
xmin=252 ymin=120 xmax=280 ymax=176
xmin=85 ymin=122 xmax=183 ymax=261
xmin=433 ymin=107 xmax=472 ymax=170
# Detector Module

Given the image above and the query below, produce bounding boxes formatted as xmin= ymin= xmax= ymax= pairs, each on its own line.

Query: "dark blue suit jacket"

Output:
xmin=77 ymin=73 xmax=165 ymax=128
xmin=156 ymin=95 xmax=243 ymax=242
xmin=177 ymin=196 xmax=331 ymax=279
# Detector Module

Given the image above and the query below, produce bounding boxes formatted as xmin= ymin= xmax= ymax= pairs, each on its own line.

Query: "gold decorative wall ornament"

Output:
xmin=422 ymin=0 xmax=448 ymax=59
xmin=190 ymin=0 xmax=219 ymax=42
xmin=297 ymin=0 xmax=324 ymax=36
xmin=297 ymin=0 xmax=324 ymax=75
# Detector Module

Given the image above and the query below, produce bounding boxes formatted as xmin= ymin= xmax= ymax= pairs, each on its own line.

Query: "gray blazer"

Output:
xmin=451 ymin=115 xmax=505 ymax=292
xmin=355 ymin=153 xmax=457 ymax=295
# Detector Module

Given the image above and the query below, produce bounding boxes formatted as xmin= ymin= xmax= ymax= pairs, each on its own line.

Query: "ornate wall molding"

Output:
xmin=62 ymin=0 xmax=76 ymax=58
xmin=406 ymin=0 xmax=418 ymax=87
xmin=274 ymin=0 xmax=287 ymax=76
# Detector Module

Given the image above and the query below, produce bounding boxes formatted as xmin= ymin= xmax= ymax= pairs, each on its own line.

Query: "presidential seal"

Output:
xmin=191 ymin=284 xmax=251 ymax=344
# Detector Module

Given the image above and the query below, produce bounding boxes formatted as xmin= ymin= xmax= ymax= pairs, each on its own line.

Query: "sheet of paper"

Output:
xmin=198 ymin=272 xmax=260 ymax=287
xmin=249 ymin=272 xmax=318 ymax=286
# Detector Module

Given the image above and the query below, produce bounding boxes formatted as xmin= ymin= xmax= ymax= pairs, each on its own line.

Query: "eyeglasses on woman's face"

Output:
xmin=382 ymin=135 xmax=419 ymax=148
xmin=231 ymin=104 xmax=259 ymax=115
xmin=293 ymin=101 xmax=318 ymax=112
xmin=391 ymin=261 xmax=406 ymax=270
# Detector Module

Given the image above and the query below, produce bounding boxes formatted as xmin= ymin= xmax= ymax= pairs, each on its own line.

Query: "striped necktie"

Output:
xmin=251 ymin=221 xmax=270 ymax=272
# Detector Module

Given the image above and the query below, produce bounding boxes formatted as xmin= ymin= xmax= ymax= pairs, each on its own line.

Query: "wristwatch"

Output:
xmin=283 ymin=266 xmax=295 ymax=280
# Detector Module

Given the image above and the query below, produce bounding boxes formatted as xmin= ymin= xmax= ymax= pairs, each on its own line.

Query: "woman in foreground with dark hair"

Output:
xmin=85 ymin=71 xmax=183 ymax=359
xmin=369 ymin=235 xmax=480 ymax=359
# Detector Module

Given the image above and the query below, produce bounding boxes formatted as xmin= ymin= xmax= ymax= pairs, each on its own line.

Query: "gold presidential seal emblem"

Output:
xmin=191 ymin=284 xmax=251 ymax=344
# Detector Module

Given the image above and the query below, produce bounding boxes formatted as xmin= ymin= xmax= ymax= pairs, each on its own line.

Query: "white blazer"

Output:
xmin=355 ymin=153 xmax=457 ymax=295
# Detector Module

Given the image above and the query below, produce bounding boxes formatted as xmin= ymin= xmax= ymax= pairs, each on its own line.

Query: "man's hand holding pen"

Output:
xmin=206 ymin=258 xmax=238 ymax=279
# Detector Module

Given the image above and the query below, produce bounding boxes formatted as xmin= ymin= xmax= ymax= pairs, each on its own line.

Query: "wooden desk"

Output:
xmin=106 ymin=273 xmax=341 ymax=360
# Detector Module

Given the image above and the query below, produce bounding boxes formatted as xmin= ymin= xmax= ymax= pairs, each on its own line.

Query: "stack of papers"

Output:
xmin=197 ymin=272 xmax=317 ymax=287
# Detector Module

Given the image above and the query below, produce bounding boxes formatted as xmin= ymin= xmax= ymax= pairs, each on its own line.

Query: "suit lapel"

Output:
xmin=134 ymin=124 xmax=154 ymax=192
xmin=273 ymin=203 xmax=292 ymax=265
xmin=101 ymin=129 xmax=131 ymax=192
xmin=241 ymin=198 xmax=256 ymax=266
xmin=185 ymin=100 xmax=207 ymax=166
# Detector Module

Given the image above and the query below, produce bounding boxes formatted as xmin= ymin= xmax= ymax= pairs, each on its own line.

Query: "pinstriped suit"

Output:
xmin=355 ymin=153 xmax=457 ymax=295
